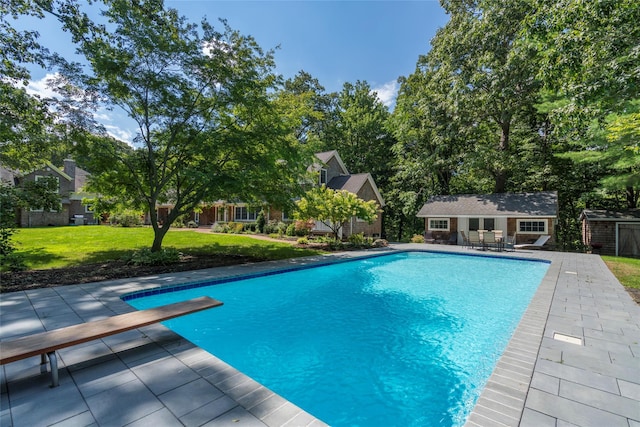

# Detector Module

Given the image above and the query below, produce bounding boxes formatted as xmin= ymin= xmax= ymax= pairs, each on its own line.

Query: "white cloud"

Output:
xmin=24 ymin=74 xmax=136 ymax=145
xmin=371 ymin=80 xmax=399 ymax=109
xmin=103 ymin=124 xmax=134 ymax=143
xmin=25 ymin=73 xmax=60 ymax=99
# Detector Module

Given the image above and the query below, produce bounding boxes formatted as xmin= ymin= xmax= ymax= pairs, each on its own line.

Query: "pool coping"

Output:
xmin=1 ymin=244 xmax=639 ymax=426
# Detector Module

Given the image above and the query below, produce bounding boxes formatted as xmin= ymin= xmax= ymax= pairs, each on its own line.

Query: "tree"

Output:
xmin=295 ymin=186 xmax=378 ymax=240
xmin=0 ymin=0 xmax=61 ymax=170
xmin=49 ymin=0 xmax=313 ymax=251
xmin=421 ymin=0 xmax=541 ymax=193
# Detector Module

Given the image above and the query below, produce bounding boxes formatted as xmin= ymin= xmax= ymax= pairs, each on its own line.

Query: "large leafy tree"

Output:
xmin=50 ymin=0 xmax=313 ymax=251
xmin=329 ymin=81 xmax=396 ymax=189
xmin=0 ymin=0 xmax=59 ymax=170
xmin=295 ymin=186 xmax=378 ymax=240
xmin=525 ymin=0 xmax=640 ymax=208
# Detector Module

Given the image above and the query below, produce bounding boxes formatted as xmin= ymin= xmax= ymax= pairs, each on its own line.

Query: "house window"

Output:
xmin=282 ymin=211 xmax=290 ymax=221
xmin=234 ymin=206 xmax=258 ymax=221
xmin=469 ymin=218 xmax=495 ymax=231
xmin=518 ymin=220 xmax=547 ymax=233
xmin=429 ymin=218 xmax=450 ymax=231
xmin=31 ymin=175 xmax=60 ymax=212
xmin=84 ymin=204 xmax=93 ymax=213
xmin=319 ymin=169 xmax=327 ymax=185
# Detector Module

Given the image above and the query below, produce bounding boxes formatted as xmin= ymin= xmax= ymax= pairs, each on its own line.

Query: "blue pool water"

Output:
xmin=127 ymin=251 xmax=549 ymax=426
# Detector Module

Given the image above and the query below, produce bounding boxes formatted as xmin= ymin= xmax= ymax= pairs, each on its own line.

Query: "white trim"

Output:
xmin=428 ymin=218 xmax=450 ymax=231
xmin=517 ymin=219 xmax=547 ymax=234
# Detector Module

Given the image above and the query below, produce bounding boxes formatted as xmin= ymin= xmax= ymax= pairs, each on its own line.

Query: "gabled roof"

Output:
xmin=327 ymin=173 xmax=385 ymax=207
xmin=312 ymin=150 xmax=349 ymax=175
xmin=417 ymin=191 xmax=558 ymax=218
xmin=579 ymin=209 xmax=640 ymax=221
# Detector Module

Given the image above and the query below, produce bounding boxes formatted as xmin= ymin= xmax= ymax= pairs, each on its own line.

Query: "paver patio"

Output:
xmin=1 ymin=244 xmax=638 ymax=426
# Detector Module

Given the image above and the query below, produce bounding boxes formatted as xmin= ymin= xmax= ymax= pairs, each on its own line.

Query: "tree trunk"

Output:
xmin=151 ymin=225 xmax=170 ymax=252
xmin=627 ymin=186 xmax=639 ymax=209
xmin=494 ymin=120 xmax=511 ymax=193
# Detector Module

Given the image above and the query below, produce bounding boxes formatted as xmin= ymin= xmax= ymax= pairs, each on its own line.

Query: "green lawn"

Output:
xmin=11 ymin=226 xmax=322 ymax=270
xmin=602 ymin=255 xmax=640 ymax=289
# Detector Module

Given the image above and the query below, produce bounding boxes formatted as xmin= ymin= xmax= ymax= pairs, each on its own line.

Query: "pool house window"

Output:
xmin=234 ymin=206 xmax=258 ymax=221
xmin=517 ymin=219 xmax=547 ymax=233
xmin=428 ymin=218 xmax=450 ymax=231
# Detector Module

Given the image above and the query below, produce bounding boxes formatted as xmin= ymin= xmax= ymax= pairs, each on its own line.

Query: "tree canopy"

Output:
xmin=295 ymin=186 xmax=378 ymax=240
xmin=45 ymin=0 xmax=314 ymax=251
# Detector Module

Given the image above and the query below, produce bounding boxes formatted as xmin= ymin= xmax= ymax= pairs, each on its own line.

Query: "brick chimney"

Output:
xmin=63 ymin=159 xmax=76 ymax=179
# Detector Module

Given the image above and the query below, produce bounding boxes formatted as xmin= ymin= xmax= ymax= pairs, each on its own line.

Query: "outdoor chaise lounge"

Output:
xmin=514 ymin=235 xmax=551 ymax=250
xmin=0 ymin=296 xmax=222 ymax=387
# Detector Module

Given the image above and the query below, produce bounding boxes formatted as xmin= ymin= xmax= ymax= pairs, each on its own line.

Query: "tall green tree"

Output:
xmin=425 ymin=0 xmax=542 ymax=192
xmin=525 ymin=0 xmax=640 ymax=208
xmin=0 ymin=0 xmax=59 ymax=170
xmin=50 ymin=0 xmax=313 ymax=251
xmin=330 ymin=81 xmax=396 ymax=188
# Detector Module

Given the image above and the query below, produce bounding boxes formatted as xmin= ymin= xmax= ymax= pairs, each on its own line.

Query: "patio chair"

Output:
xmin=446 ymin=233 xmax=457 ymax=245
xmin=503 ymin=233 xmax=516 ymax=251
xmin=467 ymin=230 xmax=481 ymax=249
xmin=482 ymin=231 xmax=498 ymax=251
xmin=460 ymin=230 xmax=469 ymax=248
xmin=514 ymin=235 xmax=551 ymax=250
xmin=424 ymin=230 xmax=436 ymax=244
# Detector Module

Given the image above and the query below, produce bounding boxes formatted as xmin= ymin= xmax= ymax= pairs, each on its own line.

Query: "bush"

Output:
xmin=297 ymin=237 xmax=309 ymax=245
xmin=211 ymin=223 xmax=229 ymax=233
xmin=110 ymin=210 xmax=143 ymax=227
xmin=285 ymin=223 xmax=296 ymax=236
xmin=265 ymin=220 xmax=287 ymax=235
xmin=187 ymin=220 xmax=198 ymax=228
xmin=126 ymin=248 xmax=181 ymax=266
xmin=256 ymin=210 xmax=266 ymax=233
xmin=0 ymin=252 xmax=27 ymax=272
xmin=411 ymin=234 xmax=426 ymax=243
xmin=347 ymin=233 xmax=374 ymax=248
xmin=294 ymin=219 xmax=314 ymax=236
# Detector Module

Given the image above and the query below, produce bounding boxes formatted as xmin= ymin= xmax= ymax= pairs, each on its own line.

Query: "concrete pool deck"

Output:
xmin=1 ymin=245 xmax=638 ymax=426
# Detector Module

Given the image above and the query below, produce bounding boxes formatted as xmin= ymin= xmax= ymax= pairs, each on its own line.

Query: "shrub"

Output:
xmin=110 ymin=210 xmax=143 ymax=227
xmin=411 ymin=234 xmax=425 ymax=244
xmin=126 ymin=248 xmax=181 ymax=266
xmin=0 ymin=252 xmax=27 ymax=272
xmin=256 ymin=210 xmax=266 ymax=233
xmin=187 ymin=220 xmax=198 ymax=228
xmin=211 ymin=223 xmax=229 ymax=233
xmin=297 ymin=237 xmax=309 ymax=245
xmin=347 ymin=233 xmax=373 ymax=248
xmin=285 ymin=223 xmax=296 ymax=236
xmin=294 ymin=219 xmax=314 ymax=236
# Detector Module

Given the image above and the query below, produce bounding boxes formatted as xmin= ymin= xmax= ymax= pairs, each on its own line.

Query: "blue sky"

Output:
xmin=22 ymin=1 xmax=449 ymax=141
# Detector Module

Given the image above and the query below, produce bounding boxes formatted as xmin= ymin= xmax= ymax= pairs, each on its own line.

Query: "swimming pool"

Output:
xmin=126 ymin=251 xmax=549 ymax=426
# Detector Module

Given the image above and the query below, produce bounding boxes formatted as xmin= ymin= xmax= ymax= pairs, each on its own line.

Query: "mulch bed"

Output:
xmin=0 ymin=254 xmax=260 ymax=294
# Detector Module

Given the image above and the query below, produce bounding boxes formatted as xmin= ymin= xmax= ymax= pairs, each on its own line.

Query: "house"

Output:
xmin=173 ymin=150 xmax=385 ymax=238
xmin=579 ymin=209 xmax=640 ymax=257
xmin=1 ymin=159 xmax=95 ymax=227
xmin=416 ymin=191 xmax=558 ymax=246
xmin=308 ymin=150 xmax=385 ymax=238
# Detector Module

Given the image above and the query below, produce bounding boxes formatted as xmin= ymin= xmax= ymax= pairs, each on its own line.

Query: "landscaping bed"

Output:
xmin=0 ymin=253 xmax=259 ymax=293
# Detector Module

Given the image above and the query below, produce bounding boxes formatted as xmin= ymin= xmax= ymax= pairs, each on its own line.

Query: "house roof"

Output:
xmin=416 ymin=191 xmax=558 ymax=218
xmin=579 ymin=209 xmax=640 ymax=222
xmin=312 ymin=150 xmax=349 ymax=175
xmin=327 ymin=173 xmax=386 ymax=207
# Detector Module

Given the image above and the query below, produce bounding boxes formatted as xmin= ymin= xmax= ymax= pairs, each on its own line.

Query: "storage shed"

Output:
xmin=580 ymin=209 xmax=640 ymax=257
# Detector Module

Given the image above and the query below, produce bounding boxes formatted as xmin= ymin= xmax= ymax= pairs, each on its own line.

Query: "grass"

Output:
xmin=10 ymin=226 xmax=323 ymax=270
xmin=602 ymin=255 xmax=640 ymax=289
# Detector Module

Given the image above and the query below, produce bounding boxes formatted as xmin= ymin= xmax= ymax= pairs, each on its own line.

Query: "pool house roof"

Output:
xmin=416 ymin=191 xmax=558 ymax=218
